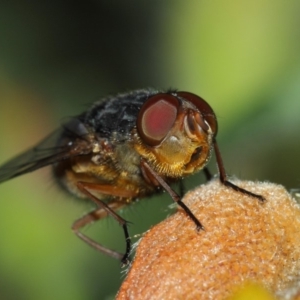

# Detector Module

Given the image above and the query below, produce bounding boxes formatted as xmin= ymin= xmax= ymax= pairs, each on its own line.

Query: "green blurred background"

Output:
xmin=0 ymin=1 xmax=299 ymax=299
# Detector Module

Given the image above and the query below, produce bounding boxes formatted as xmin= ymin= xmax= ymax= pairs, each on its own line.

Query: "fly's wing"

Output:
xmin=0 ymin=118 xmax=93 ymax=183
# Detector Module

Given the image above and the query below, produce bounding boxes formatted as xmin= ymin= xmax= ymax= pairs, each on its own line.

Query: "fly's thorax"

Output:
xmin=114 ymin=141 xmax=142 ymax=175
xmin=53 ymin=132 xmax=155 ymax=201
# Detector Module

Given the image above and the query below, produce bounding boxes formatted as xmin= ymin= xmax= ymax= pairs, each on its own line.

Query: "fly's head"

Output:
xmin=134 ymin=92 xmax=218 ymax=178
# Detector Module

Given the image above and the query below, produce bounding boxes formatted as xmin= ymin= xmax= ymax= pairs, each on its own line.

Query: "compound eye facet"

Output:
xmin=137 ymin=94 xmax=179 ymax=146
xmin=177 ymin=92 xmax=218 ymax=135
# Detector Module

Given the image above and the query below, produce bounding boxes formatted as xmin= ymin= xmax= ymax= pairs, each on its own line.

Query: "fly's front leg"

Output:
xmin=213 ymin=139 xmax=265 ymax=202
xmin=141 ymin=159 xmax=204 ymax=230
xmin=72 ymin=181 xmax=137 ymax=264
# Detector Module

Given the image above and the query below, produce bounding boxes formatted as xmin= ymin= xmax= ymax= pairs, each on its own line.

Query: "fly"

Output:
xmin=0 ymin=88 xmax=264 ymax=264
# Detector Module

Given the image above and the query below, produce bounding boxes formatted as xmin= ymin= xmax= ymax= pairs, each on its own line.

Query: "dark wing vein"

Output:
xmin=0 ymin=127 xmax=88 ymax=183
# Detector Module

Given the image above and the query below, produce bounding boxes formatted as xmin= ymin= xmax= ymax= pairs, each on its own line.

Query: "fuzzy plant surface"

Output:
xmin=117 ymin=180 xmax=300 ymax=300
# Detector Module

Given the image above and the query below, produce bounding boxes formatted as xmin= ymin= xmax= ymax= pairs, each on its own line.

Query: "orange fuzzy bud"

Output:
xmin=117 ymin=180 xmax=300 ymax=300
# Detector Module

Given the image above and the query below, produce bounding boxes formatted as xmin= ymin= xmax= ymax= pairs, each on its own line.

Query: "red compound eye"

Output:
xmin=137 ymin=93 xmax=179 ymax=146
xmin=177 ymin=92 xmax=218 ymax=135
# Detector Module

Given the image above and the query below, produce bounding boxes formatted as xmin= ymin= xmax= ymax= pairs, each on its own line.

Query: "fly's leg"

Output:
xmin=72 ymin=204 xmax=126 ymax=261
xmin=203 ymin=167 xmax=213 ymax=181
xmin=72 ymin=181 xmax=137 ymax=264
xmin=141 ymin=159 xmax=203 ymax=230
xmin=213 ymin=139 xmax=265 ymax=202
xmin=181 ymin=167 xmax=211 ymax=199
xmin=179 ymin=180 xmax=185 ymax=198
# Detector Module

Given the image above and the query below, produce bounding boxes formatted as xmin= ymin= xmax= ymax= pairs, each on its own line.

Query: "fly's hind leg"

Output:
xmin=72 ymin=201 xmax=128 ymax=262
xmin=72 ymin=181 xmax=138 ymax=265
